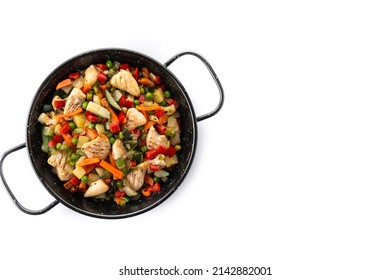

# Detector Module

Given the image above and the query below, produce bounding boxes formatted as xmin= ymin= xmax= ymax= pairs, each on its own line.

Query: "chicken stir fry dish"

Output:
xmin=38 ymin=61 xmax=181 ymax=206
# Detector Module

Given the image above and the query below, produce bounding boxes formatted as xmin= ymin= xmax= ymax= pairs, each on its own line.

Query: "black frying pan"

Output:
xmin=0 ymin=49 xmax=224 ymax=219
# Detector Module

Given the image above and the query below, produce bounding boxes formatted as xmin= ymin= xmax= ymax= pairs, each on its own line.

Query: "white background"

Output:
xmin=0 ymin=1 xmax=390 ymax=279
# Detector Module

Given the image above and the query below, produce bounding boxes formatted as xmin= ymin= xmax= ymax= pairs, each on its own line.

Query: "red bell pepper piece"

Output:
xmin=96 ymin=64 xmax=108 ymax=71
xmin=85 ymin=111 xmax=98 ymax=122
xmin=117 ymin=111 xmax=126 ymax=124
xmin=132 ymin=67 xmax=139 ymax=80
xmin=48 ymin=140 xmax=56 ymax=148
xmin=165 ymin=146 xmax=177 ymax=157
xmin=145 ymin=149 xmax=158 ymax=160
xmin=125 ymin=99 xmax=133 ymax=108
xmin=156 ymin=145 xmax=167 ymax=155
xmin=155 ymin=124 xmax=166 ymax=135
xmin=155 ymin=109 xmax=165 ymax=118
xmin=69 ymin=176 xmax=80 ymax=186
xmin=97 ymin=71 xmax=107 ymax=83
xmin=69 ymin=72 xmax=80 ymax=80
xmin=53 ymin=135 xmax=63 ymax=144
xmin=120 ymin=63 xmax=130 ymax=70
xmin=145 ymin=182 xmax=161 ymax=193
xmin=167 ymin=98 xmax=179 ymax=109
xmin=53 ymin=99 xmax=66 ymax=109
xmin=131 ymin=128 xmax=141 ymax=136
xmin=60 ymin=124 xmax=71 ymax=134
xmin=109 ymin=122 xmax=121 ymax=134
xmin=119 ymin=95 xmax=126 ymax=107
xmin=150 ymin=164 xmax=160 ymax=172
xmin=115 ymin=191 xmax=126 ymax=197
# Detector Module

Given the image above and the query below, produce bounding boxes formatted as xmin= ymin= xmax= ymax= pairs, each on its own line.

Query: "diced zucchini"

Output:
xmin=77 ymin=135 xmax=90 ymax=148
xmin=105 ymin=89 xmax=121 ymax=111
xmin=86 ymin=102 xmax=110 ymax=119
xmin=123 ymin=186 xmax=138 ymax=196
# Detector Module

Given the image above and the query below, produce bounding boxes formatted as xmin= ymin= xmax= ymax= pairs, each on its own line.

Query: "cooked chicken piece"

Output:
xmin=47 ymin=150 xmax=74 ymax=181
xmin=167 ymin=116 xmax=181 ymax=146
xmin=84 ymin=179 xmax=110 ymax=197
xmin=112 ymin=139 xmax=126 ymax=160
xmin=63 ymin=88 xmax=86 ymax=116
xmin=125 ymin=108 xmax=147 ymax=131
xmin=146 ymin=126 xmax=170 ymax=150
xmin=110 ymin=69 xmax=140 ymax=96
xmin=81 ymin=135 xmax=111 ymax=160
xmin=84 ymin=64 xmax=98 ymax=87
xmin=127 ymin=161 xmax=149 ymax=191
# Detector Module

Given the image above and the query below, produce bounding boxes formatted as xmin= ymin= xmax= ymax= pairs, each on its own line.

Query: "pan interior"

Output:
xmin=26 ymin=49 xmax=197 ymax=218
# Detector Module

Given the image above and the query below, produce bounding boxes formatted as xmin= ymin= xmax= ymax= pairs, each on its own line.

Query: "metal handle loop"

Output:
xmin=165 ymin=51 xmax=224 ymax=122
xmin=0 ymin=143 xmax=58 ymax=215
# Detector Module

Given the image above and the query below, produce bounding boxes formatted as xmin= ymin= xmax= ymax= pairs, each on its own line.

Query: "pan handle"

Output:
xmin=164 ymin=51 xmax=224 ymax=122
xmin=0 ymin=143 xmax=59 ymax=215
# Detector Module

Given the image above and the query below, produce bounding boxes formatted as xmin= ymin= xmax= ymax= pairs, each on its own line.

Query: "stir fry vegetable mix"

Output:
xmin=38 ymin=60 xmax=181 ymax=206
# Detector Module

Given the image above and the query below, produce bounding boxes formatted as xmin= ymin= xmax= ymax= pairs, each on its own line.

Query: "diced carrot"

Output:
xmin=138 ymin=77 xmax=154 ymax=86
xmin=85 ymin=127 xmax=98 ymax=140
xmin=78 ymin=182 xmax=87 ymax=193
xmin=100 ymin=160 xmax=124 ymax=179
xmin=114 ymin=196 xmax=122 ymax=205
xmin=56 ymin=78 xmax=72 ymax=90
xmin=109 ymin=153 xmax=120 ymax=180
xmin=158 ymin=114 xmax=168 ymax=124
xmin=104 ymin=178 xmax=112 ymax=185
xmin=78 ymin=157 xmax=101 ymax=167
xmin=136 ymin=104 xmax=162 ymax=111
xmin=144 ymin=174 xmax=154 ymax=187
xmin=82 ymin=84 xmax=91 ymax=94
xmin=61 ymin=132 xmax=75 ymax=148
xmin=56 ymin=108 xmax=83 ymax=119
xmin=144 ymin=121 xmax=156 ymax=132
xmin=99 ymin=84 xmax=107 ymax=94
xmin=83 ymin=164 xmax=97 ymax=174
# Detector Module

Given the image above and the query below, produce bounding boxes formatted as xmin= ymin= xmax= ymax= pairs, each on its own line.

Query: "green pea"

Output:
xmin=56 ymin=143 xmax=62 ymax=150
xmin=134 ymin=100 xmax=140 ymax=106
xmin=69 ymin=122 xmax=76 ymax=129
xmin=71 ymin=138 xmax=78 ymax=145
xmin=164 ymin=90 xmax=171 ymax=98
xmin=82 ymin=101 xmax=88 ymax=109
xmin=70 ymin=153 xmax=79 ymax=161
xmin=140 ymin=87 xmax=145 ymax=94
xmin=88 ymin=123 xmax=95 ymax=129
xmin=81 ymin=175 xmax=89 ymax=183
xmin=141 ymin=146 xmax=148 ymax=153
xmin=145 ymin=92 xmax=153 ymax=100
xmin=48 ymin=130 xmax=54 ymax=137
xmin=109 ymin=137 xmax=115 ymax=144
xmin=159 ymin=100 xmax=167 ymax=107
